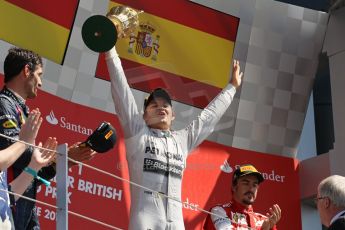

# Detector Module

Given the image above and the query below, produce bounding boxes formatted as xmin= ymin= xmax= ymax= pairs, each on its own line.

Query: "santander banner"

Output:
xmin=24 ymin=89 xmax=130 ymax=230
xmin=0 ymin=79 xmax=301 ymax=229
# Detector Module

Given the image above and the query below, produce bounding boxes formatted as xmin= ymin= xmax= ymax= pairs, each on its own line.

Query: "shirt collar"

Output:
xmin=330 ymin=210 xmax=345 ymax=225
xmin=231 ymin=198 xmax=254 ymax=213
xmin=2 ymin=87 xmax=26 ymax=104
xmin=150 ymin=128 xmax=172 ymax=137
xmin=1 ymin=87 xmax=29 ymax=116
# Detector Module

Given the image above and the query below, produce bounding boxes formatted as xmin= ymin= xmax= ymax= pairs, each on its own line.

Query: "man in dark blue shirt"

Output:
xmin=1 ymin=46 xmax=96 ymax=230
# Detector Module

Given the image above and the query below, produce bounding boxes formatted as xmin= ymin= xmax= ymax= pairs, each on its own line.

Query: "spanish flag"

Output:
xmin=0 ymin=0 xmax=78 ymax=64
xmin=96 ymin=0 xmax=238 ymax=108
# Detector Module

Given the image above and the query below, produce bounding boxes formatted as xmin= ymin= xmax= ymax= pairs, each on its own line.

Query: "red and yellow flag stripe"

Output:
xmin=112 ymin=0 xmax=238 ymax=41
xmin=0 ymin=0 xmax=78 ymax=64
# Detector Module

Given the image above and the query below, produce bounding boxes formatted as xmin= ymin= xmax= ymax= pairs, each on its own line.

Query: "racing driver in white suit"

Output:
xmin=106 ymin=46 xmax=243 ymax=230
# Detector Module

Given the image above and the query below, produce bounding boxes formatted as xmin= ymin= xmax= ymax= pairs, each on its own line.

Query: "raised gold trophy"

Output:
xmin=82 ymin=5 xmax=143 ymax=52
xmin=107 ymin=6 xmax=143 ymax=39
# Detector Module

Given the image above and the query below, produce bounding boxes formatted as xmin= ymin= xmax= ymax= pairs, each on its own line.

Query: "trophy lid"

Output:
xmin=81 ymin=15 xmax=117 ymax=52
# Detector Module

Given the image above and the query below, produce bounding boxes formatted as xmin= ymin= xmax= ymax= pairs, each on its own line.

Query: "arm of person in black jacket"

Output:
xmin=37 ymin=141 xmax=97 ymax=181
xmin=10 ymin=137 xmax=57 ymax=200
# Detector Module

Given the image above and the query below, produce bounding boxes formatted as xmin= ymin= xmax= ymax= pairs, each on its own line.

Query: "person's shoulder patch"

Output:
xmin=2 ymin=119 xmax=17 ymax=129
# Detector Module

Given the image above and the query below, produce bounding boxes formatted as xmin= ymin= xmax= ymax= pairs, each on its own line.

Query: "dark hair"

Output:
xmin=144 ymin=88 xmax=172 ymax=110
xmin=3 ymin=47 xmax=43 ymax=83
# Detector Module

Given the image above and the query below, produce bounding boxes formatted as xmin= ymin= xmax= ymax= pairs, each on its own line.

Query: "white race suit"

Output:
xmin=106 ymin=47 xmax=236 ymax=230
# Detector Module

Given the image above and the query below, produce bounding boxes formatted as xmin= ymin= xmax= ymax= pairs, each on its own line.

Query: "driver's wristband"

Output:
xmin=23 ymin=167 xmax=51 ymax=186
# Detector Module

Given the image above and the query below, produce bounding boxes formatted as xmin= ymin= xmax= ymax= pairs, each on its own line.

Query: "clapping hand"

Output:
xmin=28 ymin=137 xmax=58 ymax=171
xmin=261 ymin=204 xmax=282 ymax=230
xmin=19 ymin=108 xmax=42 ymax=144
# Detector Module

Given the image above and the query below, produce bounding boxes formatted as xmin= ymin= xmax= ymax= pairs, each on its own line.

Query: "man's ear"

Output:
xmin=143 ymin=110 xmax=147 ymax=121
xmin=324 ymin=197 xmax=331 ymax=209
xmin=171 ymin=110 xmax=175 ymax=121
xmin=23 ymin=64 xmax=31 ymax=78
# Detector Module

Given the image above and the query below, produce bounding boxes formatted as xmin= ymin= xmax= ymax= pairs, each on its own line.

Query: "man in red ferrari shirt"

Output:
xmin=203 ymin=164 xmax=281 ymax=230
